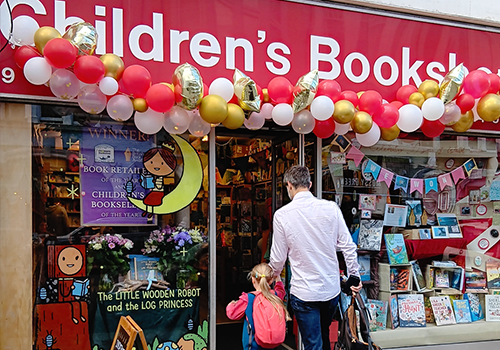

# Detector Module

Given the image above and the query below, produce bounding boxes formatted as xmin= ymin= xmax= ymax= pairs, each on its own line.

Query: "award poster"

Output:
xmin=383 ymin=204 xmax=408 ymax=227
xmin=80 ymin=124 xmax=155 ymax=225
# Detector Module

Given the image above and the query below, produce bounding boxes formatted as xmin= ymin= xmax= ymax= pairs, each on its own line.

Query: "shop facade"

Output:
xmin=2 ymin=1 xmax=500 ymax=349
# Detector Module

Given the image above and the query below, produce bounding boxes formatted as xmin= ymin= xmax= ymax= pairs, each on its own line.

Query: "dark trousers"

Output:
xmin=290 ymin=294 xmax=339 ymax=350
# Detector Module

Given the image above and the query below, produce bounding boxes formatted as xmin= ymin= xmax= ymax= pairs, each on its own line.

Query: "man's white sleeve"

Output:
xmin=269 ymin=212 xmax=287 ymax=277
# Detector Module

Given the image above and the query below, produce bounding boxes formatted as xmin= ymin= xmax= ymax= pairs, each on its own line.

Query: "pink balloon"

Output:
xmin=396 ymin=85 xmax=418 ymax=104
xmin=463 ymin=70 xmax=490 ymax=99
xmin=373 ymin=104 xmax=399 ymax=128
xmin=359 ymin=90 xmax=382 ymax=116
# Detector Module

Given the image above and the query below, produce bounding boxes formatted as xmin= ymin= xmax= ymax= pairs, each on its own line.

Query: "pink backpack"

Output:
xmin=246 ymin=292 xmax=287 ymax=349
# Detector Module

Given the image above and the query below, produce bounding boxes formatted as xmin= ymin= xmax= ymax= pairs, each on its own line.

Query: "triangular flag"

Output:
xmin=346 ymin=146 xmax=365 ymax=167
xmin=451 ymin=167 xmax=465 ymax=184
xmin=410 ymin=178 xmax=424 ymax=194
xmin=394 ymin=175 xmax=409 ymax=192
xmin=377 ymin=168 xmax=394 ymax=187
xmin=364 ymin=159 xmax=381 ymax=180
xmin=438 ymin=173 xmax=453 ymax=190
xmin=425 ymin=177 xmax=439 ymax=194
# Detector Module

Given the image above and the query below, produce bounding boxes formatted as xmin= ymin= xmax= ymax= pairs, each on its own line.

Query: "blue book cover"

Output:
xmin=389 ymin=294 xmax=399 ymax=329
xmin=367 ymin=299 xmax=388 ymax=331
xmin=398 ymin=294 xmax=426 ymax=327
xmin=385 ymin=234 xmax=409 ymax=265
xmin=464 ymin=293 xmax=484 ymax=322
xmin=71 ymin=278 xmax=90 ymax=297
xmin=129 ymin=254 xmax=163 ymax=281
xmin=453 ymin=299 xmax=472 ymax=323
xmin=358 ymin=255 xmax=371 ymax=282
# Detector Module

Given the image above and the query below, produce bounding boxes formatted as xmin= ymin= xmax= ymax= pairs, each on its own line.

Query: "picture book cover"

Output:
xmin=358 ymin=255 xmax=371 ymax=282
xmin=129 ymin=255 xmax=163 ymax=281
xmin=465 ymin=271 xmax=487 ymax=293
xmin=485 ymin=295 xmax=500 ymax=321
xmin=450 ymin=268 xmax=464 ymax=291
xmin=436 ymin=213 xmax=463 ymax=238
xmin=486 ymin=259 xmax=500 ymax=289
xmin=397 ymin=294 xmax=426 ymax=327
xmin=430 ymin=296 xmax=456 ymax=326
xmin=389 ymin=294 xmax=399 ymax=329
xmin=418 ymin=228 xmax=431 ymax=240
xmin=367 ymin=299 xmax=388 ymax=331
xmin=424 ymin=296 xmax=435 ymax=324
xmin=358 ymin=220 xmax=384 ymax=251
xmin=390 ymin=267 xmax=411 ymax=291
xmin=411 ymin=260 xmax=426 ymax=292
xmin=385 ymin=233 xmax=409 ymax=265
xmin=453 ymin=299 xmax=472 ymax=323
xmin=435 ymin=270 xmax=450 ymax=288
xmin=464 ymin=293 xmax=484 ymax=322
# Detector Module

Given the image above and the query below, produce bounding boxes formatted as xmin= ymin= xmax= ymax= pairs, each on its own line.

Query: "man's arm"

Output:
xmin=269 ymin=212 xmax=287 ymax=277
xmin=334 ymin=204 xmax=360 ymax=277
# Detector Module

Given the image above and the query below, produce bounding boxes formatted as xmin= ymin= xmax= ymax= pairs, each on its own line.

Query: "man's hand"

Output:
xmin=350 ymin=281 xmax=363 ymax=297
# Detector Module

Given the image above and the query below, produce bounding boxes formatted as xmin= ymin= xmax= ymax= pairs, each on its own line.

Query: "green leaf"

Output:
xmin=153 ymin=337 xmax=159 ymax=350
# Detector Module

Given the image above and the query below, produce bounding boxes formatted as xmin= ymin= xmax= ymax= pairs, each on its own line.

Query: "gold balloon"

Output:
xmin=418 ymin=79 xmax=439 ymax=99
xmin=440 ymin=63 xmax=466 ymax=104
xmin=380 ymin=125 xmax=400 ymax=141
xmin=292 ymin=69 xmax=318 ymax=113
xmin=172 ymin=63 xmax=204 ymax=110
xmin=62 ymin=22 xmax=98 ymax=55
xmin=477 ymin=93 xmax=500 ymax=122
xmin=34 ymin=26 xmax=61 ymax=53
xmin=357 ymin=91 xmax=365 ymax=98
xmin=408 ymin=92 xmax=425 ymax=108
xmin=133 ymin=98 xmax=148 ymax=112
xmin=233 ymin=69 xmax=261 ymax=113
xmin=262 ymin=88 xmax=270 ymax=103
xmin=222 ymin=103 xmax=245 ymax=129
xmin=451 ymin=111 xmax=474 ymax=132
xmin=333 ymin=100 xmax=355 ymax=124
xmin=199 ymin=95 xmax=228 ymax=124
xmin=351 ymin=111 xmax=373 ymax=134
xmin=100 ymin=54 xmax=125 ymax=80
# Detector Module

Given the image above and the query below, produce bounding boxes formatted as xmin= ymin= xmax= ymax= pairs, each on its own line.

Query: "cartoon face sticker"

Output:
xmin=57 ymin=247 xmax=83 ymax=276
xmin=145 ymin=152 xmax=174 ymax=176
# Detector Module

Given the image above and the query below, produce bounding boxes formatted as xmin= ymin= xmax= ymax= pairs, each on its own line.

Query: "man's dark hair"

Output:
xmin=284 ymin=165 xmax=311 ymax=189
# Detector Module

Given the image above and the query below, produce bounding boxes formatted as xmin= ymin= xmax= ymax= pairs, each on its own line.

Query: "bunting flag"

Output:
xmin=377 ymin=168 xmax=394 ymax=187
xmin=425 ymin=177 xmax=439 ymax=194
xmin=394 ymin=175 xmax=409 ymax=192
xmin=451 ymin=166 xmax=466 ymax=184
xmin=410 ymin=178 xmax=424 ymax=194
xmin=346 ymin=146 xmax=365 ymax=167
xmin=364 ymin=159 xmax=381 ymax=179
xmin=438 ymin=173 xmax=453 ymax=190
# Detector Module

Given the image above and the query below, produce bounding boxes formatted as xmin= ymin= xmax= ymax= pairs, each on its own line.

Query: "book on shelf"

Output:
xmin=390 ymin=266 xmax=411 ymax=291
xmin=410 ymin=260 xmax=426 ymax=292
xmin=450 ymin=267 xmax=464 ymax=291
xmin=358 ymin=220 xmax=384 ymax=251
xmin=358 ymin=255 xmax=371 ymax=282
xmin=397 ymin=294 xmax=426 ymax=327
xmin=129 ymin=255 xmax=163 ymax=281
xmin=435 ymin=270 xmax=450 ymax=288
xmin=432 ymin=261 xmax=457 ymax=267
xmin=384 ymin=233 xmax=409 ymax=265
xmin=424 ymin=296 xmax=435 ymax=324
xmin=430 ymin=296 xmax=456 ymax=326
xmin=464 ymin=293 xmax=484 ymax=322
xmin=366 ymin=299 xmax=388 ymax=332
xmin=486 ymin=259 xmax=500 ymax=289
xmin=453 ymin=299 xmax=472 ymax=324
xmin=427 ymin=266 xmax=435 ymax=289
xmin=389 ymin=294 xmax=399 ymax=329
xmin=485 ymin=295 xmax=500 ymax=321
xmin=465 ymin=270 xmax=488 ymax=293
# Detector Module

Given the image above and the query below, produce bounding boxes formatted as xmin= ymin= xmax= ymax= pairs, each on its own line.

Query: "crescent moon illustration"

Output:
xmin=128 ymin=134 xmax=203 ymax=214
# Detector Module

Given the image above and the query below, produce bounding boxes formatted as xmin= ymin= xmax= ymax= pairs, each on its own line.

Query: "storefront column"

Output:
xmin=0 ymin=103 xmax=32 ymax=349
xmin=316 ymin=136 xmax=322 ymax=199
xmin=208 ymin=126 xmax=216 ymax=349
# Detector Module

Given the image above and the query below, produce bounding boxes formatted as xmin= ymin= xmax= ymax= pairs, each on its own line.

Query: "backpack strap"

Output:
xmin=245 ymin=293 xmax=256 ymax=350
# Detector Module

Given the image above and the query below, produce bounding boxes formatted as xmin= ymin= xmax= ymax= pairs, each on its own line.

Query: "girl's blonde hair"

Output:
xmin=248 ymin=263 xmax=291 ymax=321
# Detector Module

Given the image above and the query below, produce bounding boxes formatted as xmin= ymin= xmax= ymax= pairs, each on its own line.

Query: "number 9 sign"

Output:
xmin=2 ymin=67 xmax=15 ymax=84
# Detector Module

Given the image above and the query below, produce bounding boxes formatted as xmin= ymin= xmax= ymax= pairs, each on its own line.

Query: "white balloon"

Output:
xmin=12 ymin=15 xmax=39 ymax=46
xmin=244 ymin=112 xmax=265 ymax=130
xmin=292 ymin=110 xmax=315 ymax=134
xmin=135 ymin=108 xmax=165 ymax=135
xmin=99 ymin=77 xmax=119 ymax=96
xmin=164 ymin=106 xmax=190 ymax=134
xmin=397 ymin=104 xmax=423 ymax=132
xmin=49 ymin=69 xmax=80 ymax=99
xmin=334 ymin=121 xmax=351 ymax=135
xmin=188 ymin=110 xmax=211 ymax=137
xmin=260 ymin=103 xmax=274 ymax=119
xmin=310 ymin=95 xmax=335 ymax=121
xmin=356 ymin=123 xmax=380 ymax=147
xmin=107 ymin=95 xmax=134 ymax=121
xmin=24 ymin=57 xmax=52 ymax=85
xmin=272 ymin=103 xmax=294 ymax=126
xmin=439 ymin=102 xmax=461 ymax=126
xmin=421 ymin=97 xmax=445 ymax=121
xmin=209 ymin=77 xmax=234 ymax=102
xmin=78 ymin=85 xmax=107 ymax=114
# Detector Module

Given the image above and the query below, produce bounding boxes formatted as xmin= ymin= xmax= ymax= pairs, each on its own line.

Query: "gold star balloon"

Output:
xmin=233 ymin=69 xmax=261 ymax=113
xmin=440 ymin=63 xmax=466 ymax=104
xmin=172 ymin=63 xmax=204 ymax=110
xmin=62 ymin=22 xmax=98 ymax=56
xmin=292 ymin=69 xmax=319 ymax=113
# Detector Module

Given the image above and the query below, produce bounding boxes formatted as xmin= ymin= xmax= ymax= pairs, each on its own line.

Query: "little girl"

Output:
xmin=226 ymin=263 xmax=289 ymax=350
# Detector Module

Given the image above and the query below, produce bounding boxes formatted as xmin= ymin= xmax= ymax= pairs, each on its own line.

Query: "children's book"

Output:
xmin=129 ymin=255 xmax=163 ymax=281
xmin=430 ymin=296 xmax=456 ymax=326
xmin=389 ymin=294 xmax=399 ymax=329
xmin=358 ymin=220 xmax=384 ymax=251
xmin=384 ymin=233 xmax=409 ymax=265
xmin=486 ymin=259 xmax=500 ymax=289
xmin=358 ymin=255 xmax=371 ymax=282
xmin=464 ymin=293 xmax=484 ymax=322
xmin=485 ymin=295 xmax=500 ymax=321
xmin=418 ymin=228 xmax=431 ymax=239
xmin=450 ymin=268 xmax=464 ymax=290
xmin=397 ymin=294 xmax=426 ymax=327
xmin=366 ymin=299 xmax=388 ymax=331
xmin=435 ymin=270 xmax=450 ymax=288
xmin=410 ymin=261 xmax=426 ymax=292
xmin=453 ymin=299 xmax=472 ymax=323
xmin=465 ymin=270 xmax=488 ymax=293
xmin=424 ymin=296 xmax=435 ymax=324
xmin=390 ymin=267 xmax=411 ymax=291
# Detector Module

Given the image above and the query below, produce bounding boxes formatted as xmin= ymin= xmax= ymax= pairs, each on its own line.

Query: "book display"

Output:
xmin=430 ymin=296 xmax=456 ymax=326
xmin=398 ymin=294 xmax=426 ymax=327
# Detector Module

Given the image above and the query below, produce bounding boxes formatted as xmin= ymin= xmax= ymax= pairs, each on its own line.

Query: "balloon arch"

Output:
xmin=12 ymin=22 xmax=500 ymax=146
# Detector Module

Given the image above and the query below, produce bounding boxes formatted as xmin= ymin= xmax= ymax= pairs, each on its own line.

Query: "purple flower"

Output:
xmin=108 ymin=242 xmax=115 ymax=249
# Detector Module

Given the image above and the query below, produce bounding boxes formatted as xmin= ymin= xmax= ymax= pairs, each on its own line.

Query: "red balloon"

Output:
xmin=389 ymin=100 xmax=403 ymax=109
xmin=43 ymin=38 xmax=77 ymax=69
xmin=421 ymin=119 xmax=445 ymax=138
xmin=267 ymin=77 xmax=293 ymax=104
xmin=340 ymin=90 xmax=359 ymax=107
xmin=14 ymin=45 xmax=41 ymax=69
xmin=373 ymin=104 xmax=399 ymax=128
xmin=313 ymin=118 xmax=336 ymax=139
xmin=488 ymin=73 xmax=500 ymax=94
xmin=229 ymin=93 xmax=239 ymax=104
xmin=463 ymin=70 xmax=490 ymax=98
xmin=359 ymin=90 xmax=383 ymax=115
xmin=122 ymin=65 xmax=152 ymax=98
xmin=317 ymin=80 xmax=342 ymax=102
xmin=257 ymin=85 xmax=263 ymax=102
xmin=203 ymin=83 xmax=209 ymax=97
xmin=456 ymin=93 xmax=475 ymax=114
xmin=396 ymin=85 xmax=418 ymax=104
xmin=74 ymin=56 xmax=105 ymax=84
xmin=145 ymin=84 xmax=175 ymax=113
xmin=118 ymin=78 xmax=131 ymax=95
